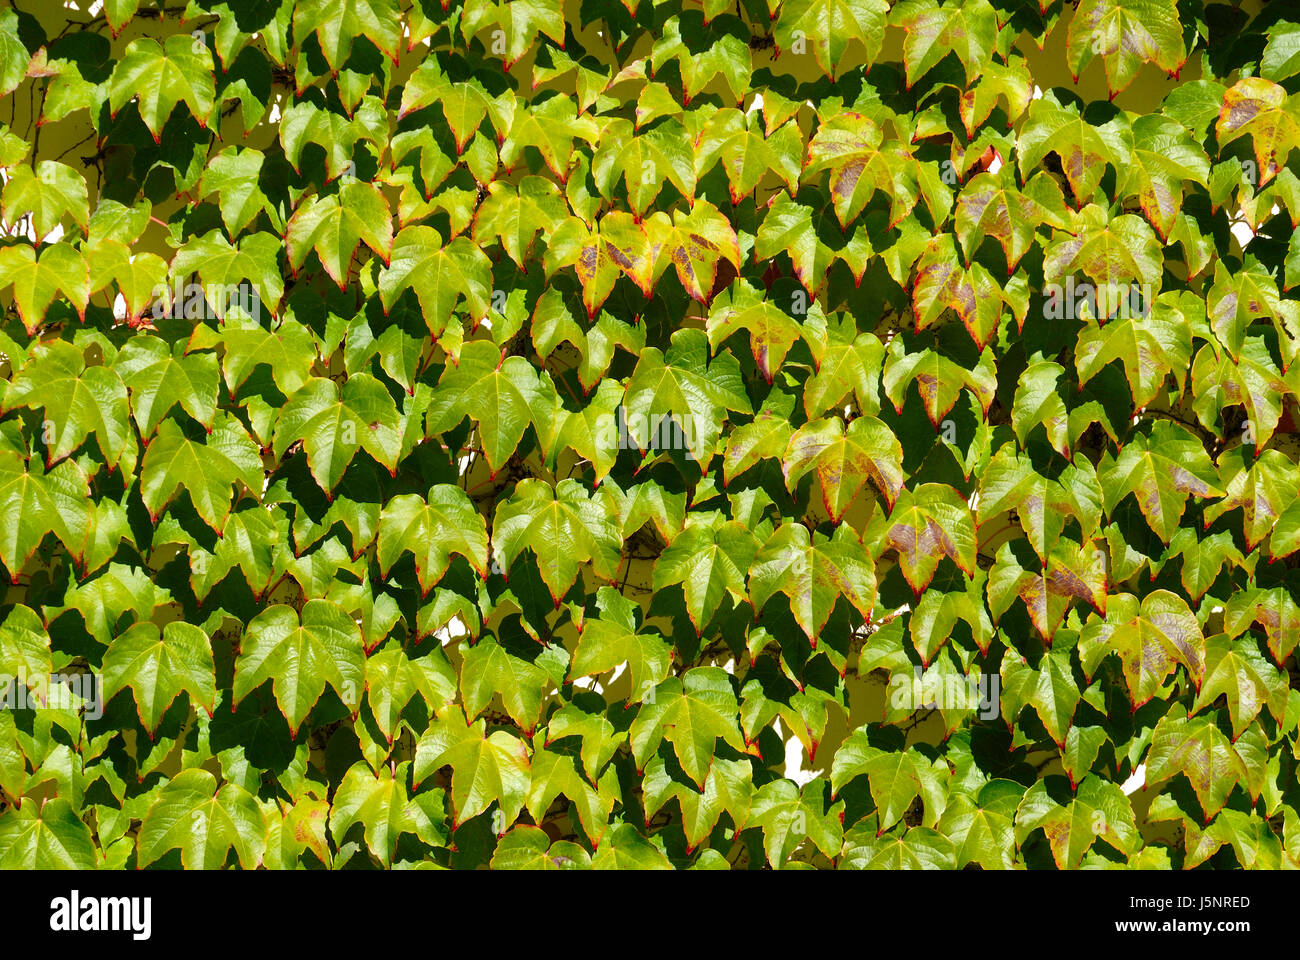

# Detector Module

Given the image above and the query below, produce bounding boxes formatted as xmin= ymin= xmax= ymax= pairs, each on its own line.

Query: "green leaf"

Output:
xmin=286 ymin=182 xmax=393 ymax=289
xmin=377 ymin=485 xmax=489 ymax=594
xmin=141 ymin=413 xmax=263 ymax=530
xmin=1145 ymin=712 xmax=1247 ymax=821
xmin=329 ymin=761 xmax=446 ymax=866
xmin=413 ymin=705 xmax=531 ymax=828
xmin=1098 ymin=421 xmax=1222 ymax=544
xmin=1079 ymin=591 xmax=1205 ymax=707
xmin=108 ymin=35 xmax=216 ymax=139
xmin=569 ymin=586 xmax=672 ymax=704
xmin=491 ymin=825 xmax=591 ymax=869
xmin=1192 ymin=634 xmax=1286 ymax=739
xmin=623 ymin=328 xmax=752 ymax=465
xmin=1 ymin=161 xmax=89 ymax=241
xmin=883 ymin=483 xmax=977 ymax=594
xmin=138 ymin=768 xmax=266 ymax=868
xmin=1067 ymin=0 xmax=1185 ymax=96
xmin=272 ymin=374 xmax=403 ymax=495
xmin=630 ymin=668 xmax=746 ymax=788
xmin=3 ymin=339 xmax=130 ymax=467
xmin=0 ymin=798 xmax=97 ymax=869
xmin=653 ymin=520 xmax=758 ymax=633
xmin=1014 ymin=775 xmax=1139 ymax=869
xmin=232 ymin=600 xmax=366 ymax=734
xmin=783 ymin=415 xmax=905 ymax=520
xmin=747 ymin=779 xmax=843 ymax=867
xmin=748 ymin=523 xmax=876 ymax=642
xmin=493 ymin=478 xmax=623 ymax=603
xmin=102 ymin=621 xmax=215 ymax=733
xmin=773 ymin=0 xmax=888 ymax=78
xmin=1217 ymin=76 xmax=1300 ymax=186
xmin=891 ymin=0 xmax=999 ymax=88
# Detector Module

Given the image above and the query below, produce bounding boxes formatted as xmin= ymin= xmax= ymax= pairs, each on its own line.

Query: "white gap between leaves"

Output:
xmin=1120 ymin=763 xmax=1146 ymax=796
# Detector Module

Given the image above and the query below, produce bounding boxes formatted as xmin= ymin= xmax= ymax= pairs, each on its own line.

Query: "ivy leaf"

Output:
xmin=804 ymin=113 xmax=918 ymax=228
xmin=378 ymin=225 xmax=491 ymax=337
xmin=630 ymin=668 xmax=745 ymax=788
xmin=1098 ymin=421 xmax=1223 ymax=544
xmin=0 ymin=605 xmax=51 ymax=685
xmin=491 ymin=825 xmax=591 ymax=870
xmin=493 ymin=478 xmax=623 ymax=603
xmin=804 ymin=318 xmax=884 ymax=420
xmin=706 ymin=280 xmax=804 ymax=383
xmin=891 ymin=0 xmax=999 ymax=88
xmin=525 ymin=746 xmax=615 ymax=844
xmin=114 ymin=335 xmax=219 ymax=436
xmin=911 ymin=235 xmax=1004 ymax=348
xmin=783 ymin=415 xmax=906 ymax=520
xmin=999 ymin=644 xmax=1081 ymax=747
xmin=644 ymin=201 xmax=742 ymax=304
xmin=0 ymin=798 xmax=97 ymax=869
xmin=3 ymin=339 xmax=130 ymax=467
xmin=427 ymin=341 xmax=557 ymax=475
xmin=329 ymin=761 xmax=446 ymax=866
xmin=1067 ymin=0 xmax=1185 ymax=96
xmin=747 ymin=779 xmax=843 ymax=867
xmin=748 ymin=523 xmax=876 ymax=643
xmin=1014 ymin=775 xmax=1139 ymax=869
xmin=653 ymin=520 xmax=758 ymax=633
xmin=1145 ymin=712 xmax=1247 ymax=822
xmin=882 ymin=340 xmax=995 ymax=431
xmin=141 ymin=413 xmax=263 ymax=530
xmin=1217 ymin=77 xmax=1300 ymax=186
xmin=955 ymin=170 xmax=1069 ymax=272
xmin=102 ymin=621 xmax=216 ymax=734
xmin=1075 ymin=290 xmax=1193 ymax=407
xmin=1079 ymin=591 xmax=1205 ymax=707
xmin=0 ymin=244 xmax=88 ymax=332
xmin=883 ymin=483 xmax=977 ymax=595
xmin=272 ymin=374 xmax=403 ymax=496
xmin=286 ymin=182 xmax=393 ymax=290
xmin=939 ymin=780 xmax=1023 ymax=870
xmin=472 ymin=177 xmax=568 ymax=270
xmin=2 ymin=162 xmax=89 ymax=246
xmin=1117 ymin=115 xmax=1211 ymax=239
xmin=623 ymin=328 xmax=752 ymax=464
xmin=377 ymin=485 xmax=489 ymax=595
xmin=988 ymin=539 xmax=1107 ymax=642
xmin=0 ymin=10 xmax=28 ymax=99
xmin=460 ymin=636 xmax=550 ymax=734
xmin=1192 ymin=634 xmax=1287 ymax=739
xmin=546 ymin=213 xmax=653 ymax=318
xmin=108 ymin=35 xmax=216 ymax=140
xmin=198 ymin=146 xmax=269 ymax=237
xmin=569 ymin=586 xmax=672 ymax=703
xmin=1044 ymin=207 xmax=1162 ymax=295
xmin=293 ymin=0 xmax=401 ymax=71
xmin=1017 ymin=96 xmax=1127 ymax=204
xmin=232 ymin=600 xmax=366 ymax=734
xmin=137 ymin=769 xmax=266 ymax=869
xmin=413 ymin=705 xmax=531 ymax=828
xmin=831 ymin=732 xmax=947 ymax=832
xmin=772 ymin=0 xmax=888 ymax=79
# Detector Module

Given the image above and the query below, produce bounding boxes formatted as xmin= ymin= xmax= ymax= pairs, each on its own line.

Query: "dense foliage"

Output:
xmin=0 ymin=0 xmax=1299 ymax=870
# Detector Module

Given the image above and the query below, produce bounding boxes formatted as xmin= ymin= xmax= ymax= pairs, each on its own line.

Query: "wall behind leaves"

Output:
xmin=0 ymin=0 xmax=1297 ymax=870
